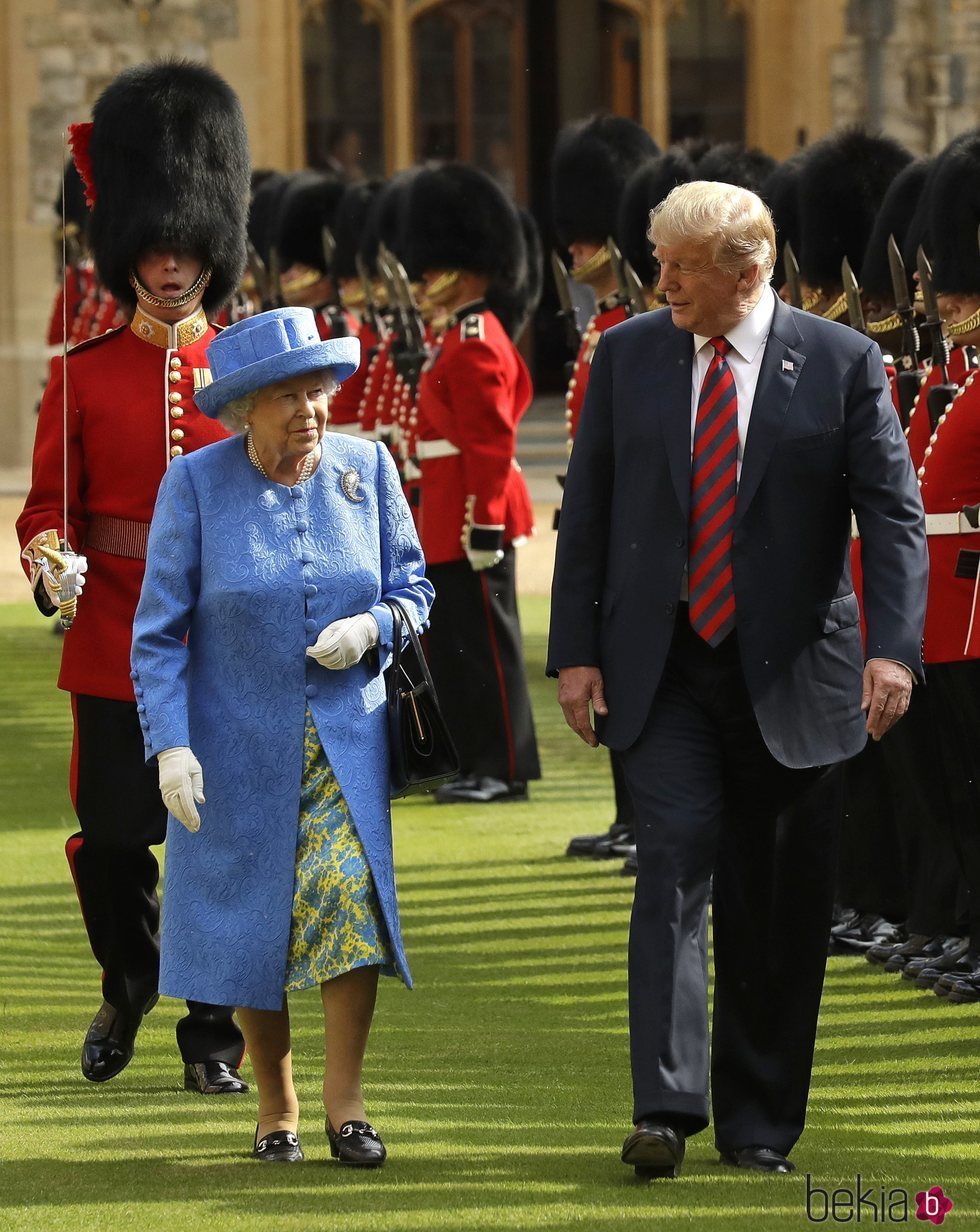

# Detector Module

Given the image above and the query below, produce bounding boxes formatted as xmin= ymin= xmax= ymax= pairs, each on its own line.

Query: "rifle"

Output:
xmin=378 ymin=242 xmax=427 ymax=393
xmin=917 ymin=246 xmax=958 ymax=431
xmin=887 ymin=234 xmax=922 ymax=429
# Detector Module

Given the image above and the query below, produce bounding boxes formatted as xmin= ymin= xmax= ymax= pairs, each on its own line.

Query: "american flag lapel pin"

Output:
xmin=782 ymin=359 xmax=794 ymax=372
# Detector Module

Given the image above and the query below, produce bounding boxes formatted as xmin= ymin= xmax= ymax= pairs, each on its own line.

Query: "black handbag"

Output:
xmin=383 ymin=597 xmax=460 ymax=798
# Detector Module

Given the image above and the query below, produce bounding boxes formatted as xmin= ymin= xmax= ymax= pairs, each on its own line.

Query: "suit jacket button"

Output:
xmin=665 ymin=602 xmax=675 ymax=615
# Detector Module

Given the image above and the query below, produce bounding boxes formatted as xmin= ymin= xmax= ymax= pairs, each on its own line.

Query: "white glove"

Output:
xmin=157 ymin=747 xmax=205 ymax=833
xmin=466 ymin=547 xmax=504 ymax=572
xmin=306 ymin=612 xmax=380 ymax=670
xmin=39 ymin=550 xmax=88 ymax=609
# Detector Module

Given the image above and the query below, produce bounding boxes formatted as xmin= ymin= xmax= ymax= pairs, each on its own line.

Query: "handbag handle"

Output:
xmin=382 ymin=597 xmax=435 ymax=701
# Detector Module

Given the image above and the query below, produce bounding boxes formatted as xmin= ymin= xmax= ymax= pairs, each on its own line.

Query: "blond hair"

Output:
xmin=648 ymin=181 xmax=776 ymax=284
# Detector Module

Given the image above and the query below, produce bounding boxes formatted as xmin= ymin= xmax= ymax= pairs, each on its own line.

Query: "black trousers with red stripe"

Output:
xmin=424 ymin=550 xmax=541 ymax=784
xmin=69 ymin=694 xmax=244 ymax=1066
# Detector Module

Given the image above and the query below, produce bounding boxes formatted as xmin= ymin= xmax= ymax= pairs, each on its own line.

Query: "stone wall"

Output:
xmin=26 ymin=0 xmax=239 ymax=224
xmin=831 ymin=0 xmax=980 ymax=154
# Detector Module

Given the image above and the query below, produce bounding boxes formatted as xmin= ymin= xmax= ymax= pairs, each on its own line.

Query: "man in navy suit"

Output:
xmin=547 ymin=181 xmax=927 ymax=1178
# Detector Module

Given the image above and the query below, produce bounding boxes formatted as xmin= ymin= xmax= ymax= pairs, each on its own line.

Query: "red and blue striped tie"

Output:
xmin=689 ymin=337 xmax=737 ymax=646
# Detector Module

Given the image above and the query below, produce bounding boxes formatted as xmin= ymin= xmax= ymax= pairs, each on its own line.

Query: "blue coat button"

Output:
xmin=305 ymin=684 xmax=316 ymax=698
xmin=296 ymin=521 xmax=308 ymax=533
xmin=290 ymin=487 xmax=302 ymax=500
xmin=305 ymin=620 xmax=318 ymax=634
xmin=304 ymin=584 xmax=318 ymax=598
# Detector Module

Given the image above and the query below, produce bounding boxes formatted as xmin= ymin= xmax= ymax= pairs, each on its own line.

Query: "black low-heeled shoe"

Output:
xmin=253 ymin=1126 xmax=304 ymax=1162
xmin=326 ymin=1119 xmax=386 ymax=1167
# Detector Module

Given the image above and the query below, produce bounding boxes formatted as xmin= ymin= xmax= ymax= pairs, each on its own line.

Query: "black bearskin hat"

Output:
xmin=860 ymin=158 xmax=931 ymax=301
xmin=82 ymin=60 xmax=250 ymax=314
xmin=248 ymin=172 xmax=290 ymax=268
xmin=696 ymin=142 xmax=777 ymax=195
xmin=797 ymin=127 xmax=912 ymax=291
xmin=276 ymin=170 xmax=347 ymax=272
xmin=616 ymin=151 xmax=695 ymax=285
xmin=487 ymin=206 xmax=543 ymax=341
xmin=551 ymin=114 xmax=659 ymax=248
xmin=333 ymin=180 xmax=384 ymax=281
xmin=404 ymin=162 xmax=528 ymax=337
xmin=762 ymin=152 xmax=806 ymax=288
xmin=359 ymin=170 xmax=418 ymax=272
xmin=927 ymin=131 xmax=980 ymax=295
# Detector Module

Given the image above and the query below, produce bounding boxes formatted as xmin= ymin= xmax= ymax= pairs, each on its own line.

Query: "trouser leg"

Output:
xmin=72 ymin=694 xmax=244 ymax=1063
xmin=425 ymin=551 xmax=540 ymax=782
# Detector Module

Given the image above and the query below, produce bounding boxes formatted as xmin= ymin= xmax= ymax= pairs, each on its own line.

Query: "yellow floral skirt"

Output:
xmin=284 ymin=710 xmax=393 ymax=991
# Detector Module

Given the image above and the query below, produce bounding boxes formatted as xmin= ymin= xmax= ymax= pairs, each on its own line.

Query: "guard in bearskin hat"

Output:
xmin=696 ymin=141 xmax=776 ymax=195
xmin=882 ymin=130 xmax=980 ymax=1002
xmin=404 ymin=161 xmax=540 ymax=804
xmin=18 ymin=59 xmax=252 ymax=1090
xmin=552 ymin=115 xmax=656 ymax=858
xmin=274 ymin=169 xmax=350 ymax=339
xmin=797 ymin=127 xmax=911 ymax=321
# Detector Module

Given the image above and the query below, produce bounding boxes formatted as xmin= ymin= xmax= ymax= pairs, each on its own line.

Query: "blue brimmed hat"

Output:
xmin=194 ymin=306 xmax=360 ymax=419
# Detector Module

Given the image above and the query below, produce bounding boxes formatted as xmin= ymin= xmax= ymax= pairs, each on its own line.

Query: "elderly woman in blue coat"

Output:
xmin=131 ymin=307 xmax=434 ymax=1167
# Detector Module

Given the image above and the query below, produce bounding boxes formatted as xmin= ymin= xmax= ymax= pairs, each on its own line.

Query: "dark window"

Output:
xmin=668 ymin=0 xmax=745 ymax=142
xmin=303 ymin=0 xmax=384 ymax=178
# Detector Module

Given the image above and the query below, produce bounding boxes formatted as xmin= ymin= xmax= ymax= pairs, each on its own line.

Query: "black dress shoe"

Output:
xmin=567 ymin=821 xmax=632 ymax=858
xmin=184 ymin=1061 xmax=249 ymax=1094
xmin=326 ymin=1119 xmax=386 ymax=1166
xmin=81 ymin=992 xmax=159 ymax=1083
xmin=434 ymin=776 xmax=528 ymax=804
xmin=935 ymin=952 xmax=980 ymax=1000
xmin=621 ymin=1122 xmax=685 ymax=1178
xmin=253 ymin=1127 xmax=304 ymax=1162
xmin=620 ymin=847 xmax=637 ymax=877
xmin=720 ymin=1146 xmax=795 ymax=1173
xmin=829 ymin=908 xmax=903 ymax=955
xmin=904 ymin=936 xmax=969 ymax=984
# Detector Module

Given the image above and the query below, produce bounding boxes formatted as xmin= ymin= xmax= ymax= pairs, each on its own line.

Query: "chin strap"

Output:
xmin=129 ymin=264 xmax=212 ymax=311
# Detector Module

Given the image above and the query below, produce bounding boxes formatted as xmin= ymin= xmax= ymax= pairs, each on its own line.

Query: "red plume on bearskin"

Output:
xmin=67 ymin=122 xmax=96 ymax=209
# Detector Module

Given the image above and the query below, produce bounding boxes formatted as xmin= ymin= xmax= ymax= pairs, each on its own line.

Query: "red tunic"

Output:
xmin=415 ymin=306 xmax=534 ymax=564
xmin=17 ymin=308 xmax=229 ymax=701
xmin=330 ymin=317 xmax=378 ymax=431
xmin=905 ymin=345 xmax=976 ymax=471
xmin=916 ymin=372 xmax=980 ymax=661
xmin=565 ymin=301 xmax=628 ymax=441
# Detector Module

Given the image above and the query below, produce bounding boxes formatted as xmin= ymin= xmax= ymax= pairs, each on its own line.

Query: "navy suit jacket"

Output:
xmin=546 ymin=296 xmax=928 ymax=769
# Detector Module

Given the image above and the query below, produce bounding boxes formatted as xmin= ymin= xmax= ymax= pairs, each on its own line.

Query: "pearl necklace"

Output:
xmin=246 ymin=430 xmax=319 ymax=484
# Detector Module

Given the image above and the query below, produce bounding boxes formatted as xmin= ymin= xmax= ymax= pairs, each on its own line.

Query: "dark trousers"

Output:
xmin=924 ymin=662 xmax=980 ymax=944
xmin=610 ymin=751 xmax=635 ymax=828
xmin=619 ymin=615 xmax=839 ymax=1155
xmin=425 ymin=550 xmax=540 ymax=783
xmin=69 ymin=694 xmax=244 ymax=1066
xmin=873 ymin=681 xmax=969 ymax=935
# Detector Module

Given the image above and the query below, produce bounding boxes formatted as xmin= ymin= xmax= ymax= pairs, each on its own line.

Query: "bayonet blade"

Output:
xmin=888 ymin=234 xmax=912 ymax=313
xmin=783 ymin=242 xmax=802 ymax=309
xmin=551 ymin=249 xmax=574 ymax=314
xmin=917 ymin=245 xmax=941 ymax=323
xmin=321 ymin=225 xmax=336 ymax=272
xmin=267 ymin=244 xmax=283 ymax=309
xmin=842 ymin=257 xmax=866 ymax=333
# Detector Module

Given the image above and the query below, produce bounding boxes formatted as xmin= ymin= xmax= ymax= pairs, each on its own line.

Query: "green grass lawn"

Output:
xmin=0 ymin=597 xmax=978 ymax=1231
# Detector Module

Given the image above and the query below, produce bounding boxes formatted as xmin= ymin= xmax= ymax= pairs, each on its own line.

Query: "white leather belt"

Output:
xmin=852 ymin=511 xmax=980 ymax=539
xmin=416 ymin=438 xmax=461 ymax=460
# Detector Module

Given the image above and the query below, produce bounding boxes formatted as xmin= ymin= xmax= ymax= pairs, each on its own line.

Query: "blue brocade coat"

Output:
xmin=131 ymin=433 xmax=434 ymax=1010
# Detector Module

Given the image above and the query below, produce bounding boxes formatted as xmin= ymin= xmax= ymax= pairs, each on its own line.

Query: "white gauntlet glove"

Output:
xmin=306 ymin=613 xmax=380 ymax=670
xmin=157 ymin=747 xmax=205 ymax=833
xmin=465 ymin=547 xmax=504 ymax=572
xmin=23 ymin=531 xmax=88 ymax=623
